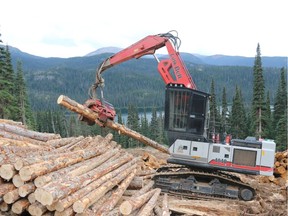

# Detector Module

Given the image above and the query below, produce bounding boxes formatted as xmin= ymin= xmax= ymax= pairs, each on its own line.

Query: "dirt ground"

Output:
xmin=127 ymin=147 xmax=288 ymax=216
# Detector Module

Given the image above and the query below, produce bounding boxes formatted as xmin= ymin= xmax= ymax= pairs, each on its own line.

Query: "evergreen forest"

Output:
xmin=0 ymin=34 xmax=287 ymax=151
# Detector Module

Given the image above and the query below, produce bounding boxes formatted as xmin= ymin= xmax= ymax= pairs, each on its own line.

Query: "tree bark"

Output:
xmin=73 ymin=164 xmax=138 ymax=213
xmin=132 ymin=180 xmax=154 ymax=198
xmin=19 ymin=144 xmax=108 ymax=181
xmin=137 ymin=188 xmax=161 ymax=216
xmin=0 ymin=123 xmax=61 ymax=142
xmin=95 ymin=169 xmax=138 ymax=215
xmin=54 ymin=156 xmax=138 ymax=212
xmin=35 ymin=153 xmax=134 ymax=206
xmin=127 ymin=176 xmax=144 ymax=189
xmin=119 ymin=188 xmax=158 ymax=215
xmin=162 ymin=193 xmax=170 ymax=216
xmin=57 ymin=95 xmax=170 ymax=154
xmin=34 ymin=147 xmax=119 ymax=188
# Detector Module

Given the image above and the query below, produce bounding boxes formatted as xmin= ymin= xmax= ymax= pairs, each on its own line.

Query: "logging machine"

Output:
xmin=81 ymin=31 xmax=276 ymax=201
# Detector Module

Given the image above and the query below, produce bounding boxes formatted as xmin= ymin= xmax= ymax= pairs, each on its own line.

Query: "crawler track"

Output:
xmin=153 ymin=164 xmax=255 ymax=201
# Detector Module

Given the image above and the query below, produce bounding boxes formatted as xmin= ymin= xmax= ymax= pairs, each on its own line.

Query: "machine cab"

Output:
xmin=164 ymin=84 xmax=210 ymax=146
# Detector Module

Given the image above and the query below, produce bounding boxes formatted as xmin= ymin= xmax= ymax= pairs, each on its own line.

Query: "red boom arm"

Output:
xmin=92 ymin=31 xmax=197 ymax=94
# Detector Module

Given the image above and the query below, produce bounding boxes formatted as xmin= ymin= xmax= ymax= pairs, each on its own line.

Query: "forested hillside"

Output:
xmin=1 ymin=42 xmax=287 ymax=151
xmin=7 ymin=46 xmax=285 ymax=111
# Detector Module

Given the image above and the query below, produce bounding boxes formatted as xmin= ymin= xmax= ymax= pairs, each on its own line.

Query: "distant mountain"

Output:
xmin=85 ymin=47 xmax=122 ymax=56
xmin=85 ymin=47 xmax=286 ymax=68
xmin=195 ymin=54 xmax=287 ymax=68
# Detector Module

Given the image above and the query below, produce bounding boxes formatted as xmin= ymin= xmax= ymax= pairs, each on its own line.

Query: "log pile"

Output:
xmin=0 ymin=120 xmax=169 ymax=215
xmin=259 ymin=149 xmax=288 ymax=186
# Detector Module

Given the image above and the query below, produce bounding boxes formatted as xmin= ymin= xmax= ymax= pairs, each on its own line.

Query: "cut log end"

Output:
xmin=35 ymin=188 xmax=54 ymax=206
xmin=0 ymin=164 xmax=16 ymax=180
xmin=55 ymin=202 xmax=65 ymax=212
xmin=19 ymin=167 xmax=33 ymax=181
xmin=57 ymin=95 xmax=65 ymax=104
xmin=12 ymin=174 xmax=25 ymax=188
xmin=119 ymin=200 xmax=133 ymax=215
xmin=73 ymin=200 xmax=86 ymax=213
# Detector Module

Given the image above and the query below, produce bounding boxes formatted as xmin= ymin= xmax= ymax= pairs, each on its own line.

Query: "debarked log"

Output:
xmin=57 ymin=95 xmax=169 ymax=154
xmin=0 ymin=123 xmax=61 ymax=142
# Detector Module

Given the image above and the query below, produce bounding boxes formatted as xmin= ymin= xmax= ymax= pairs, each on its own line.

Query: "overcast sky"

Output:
xmin=0 ymin=0 xmax=287 ymax=58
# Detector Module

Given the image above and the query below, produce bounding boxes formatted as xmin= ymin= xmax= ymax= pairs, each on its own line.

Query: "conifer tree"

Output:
xmin=156 ymin=111 xmax=165 ymax=144
xmin=14 ymin=61 xmax=35 ymax=128
xmin=140 ymin=108 xmax=149 ymax=138
xmin=127 ymin=104 xmax=140 ymax=147
xmin=0 ymin=44 xmax=15 ymax=118
xmin=230 ymin=86 xmax=247 ymax=139
xmin=114 ymin=110 xmax=128 ymax=147
xmin=251 ymin=43 xmax=265 ymax=138
xmin=273 ymin=67 xmax=287 ymax=134
xmin=275 ymin=110 xmax=287 ymax=151
xmin=262 ymin=91 xmax=273 ymax=138
xmin=209 ymin=79 xmax=220 ymax=138
xmin=220 ymin=87 xmax=229 ymax=137
xmin=149 ymin=107 xmax=159 ymax=141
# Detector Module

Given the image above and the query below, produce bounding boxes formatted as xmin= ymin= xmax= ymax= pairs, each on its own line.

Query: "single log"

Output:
xmin=18 ymin=182 xmax=36 ymax=197
xmin=0 ymin=164 xmax=17 ymax=180
xmin=0 ymin=119 xmax=24 ymax=127
xmin=3 ymin=188 xmax=20 ymax=204
xmin=65 ymin=136 xmax=93 ymax=151
xmin=55 ymin=157 xmax=137 ymax=212
xmin=47 ymin=136 xmax=78 ymax=148
xmin=154 ymin=205 xmax=163 ymax=216
xmin=73 ymin=165 xmax=138 ymax=213
xmin=137 ymin=188 xmax=161 ymax=216
xmin=54 ymin=206 xmax=74 ymax=216
xmin=12 ymin=174 xmax=25 ymax=187
xmin=57 ymin=95 xmax=170 ymax=154
xmin=132 ymin=180 xmax=154 ymax=198
xmin=274 ymin=166 xmax=286 ymax=175
xmin=0 ymin=130 xmax=52 ymax=147
xmin=0 ymin=123 xmax=61 ymax=141
xmin=95 ymin=169 xmax=138 ymax=215
xmin=119 ymin=188 xmax=158 ymax=215
xmin=28 ymin=193 xmax=36 ymax=204
xmin=123 ymin=190 xmax=138 ymax=196
xmin=0 ymin=201 xmax=9 ymax=211
xmin=28 ymin=201 xmax=47 ymax=216
xmin=162 ymin=193 xmax=170 ymax=216
xmin=137 ymin=169 xmax=156 ymax=176
xmin=88 ymin=190 xmax=114 ymax=213
xmin=19 ymin=144 xmax=107 ymax=181
xmin=127 ymin=176 xmax=144 ymax=189
xmin=0 ymin=137 xmax=41 ymax=148
xmin=0 ymin=182 xmax=16 ymax=197
xmin=36 ymin=153 xmax=135 ymax=206
xmin=46 ymin=202 xmax=57 ymax=211
xmin=11 ymin=198 xmax=30 ymax=214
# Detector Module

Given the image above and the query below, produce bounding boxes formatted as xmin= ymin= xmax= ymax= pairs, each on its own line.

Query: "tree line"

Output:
xmin=1 ymin=33 xmax=287 ymax=151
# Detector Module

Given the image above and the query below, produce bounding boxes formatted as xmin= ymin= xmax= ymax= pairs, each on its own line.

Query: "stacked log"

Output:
xmin=0 ymin=119 xmax=167 ymax=215
xmin=259 ymin=149 xmax=288 ymax=186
